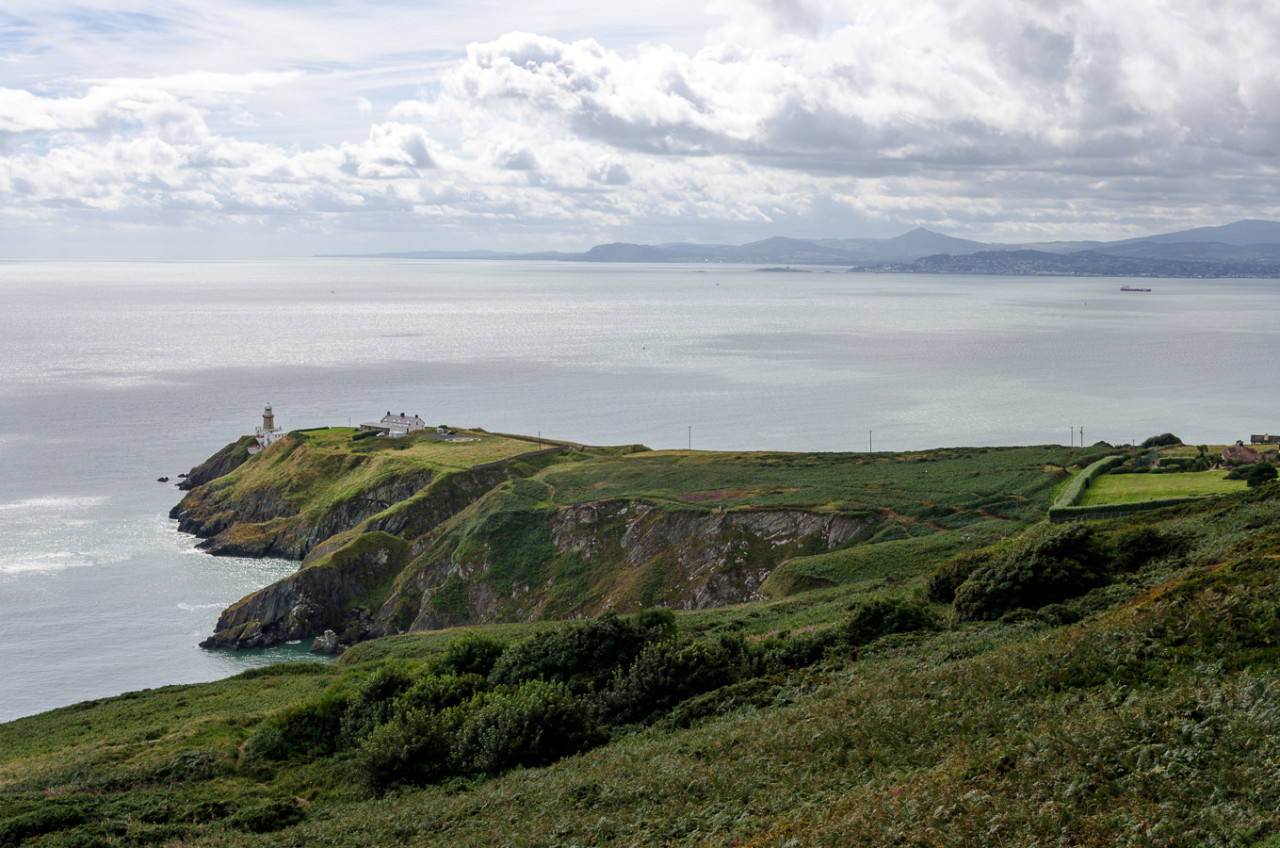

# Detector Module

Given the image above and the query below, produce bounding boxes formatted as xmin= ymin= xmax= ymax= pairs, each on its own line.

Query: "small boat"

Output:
xmin=1120 ymin=284 xmax=1152 ymax=292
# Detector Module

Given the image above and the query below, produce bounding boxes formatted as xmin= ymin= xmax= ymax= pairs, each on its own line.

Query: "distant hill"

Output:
xmin=320 ymin=220 xmax=1280 ymax=277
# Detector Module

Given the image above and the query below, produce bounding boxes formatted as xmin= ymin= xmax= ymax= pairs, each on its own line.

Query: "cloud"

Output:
xmin=4 ymin=0 xmax=1280 ymax=254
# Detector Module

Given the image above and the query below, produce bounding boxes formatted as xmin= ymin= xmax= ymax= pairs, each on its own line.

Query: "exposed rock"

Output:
xmin=200 ymin=532 xmax=408 ymax=650
xmin=401 ymin=501 xmax=876 ymax=630
xmin=310 ymin=630 xmax=342 ymax=654
xmin=176 ymin=436 xmax=256 ymax=491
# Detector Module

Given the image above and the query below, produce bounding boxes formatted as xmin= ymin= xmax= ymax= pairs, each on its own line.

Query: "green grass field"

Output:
xmin=1080 ymin=470 xmax=1247 ymax=505
xmin=540 ymin=445 xmax=1080 ymax=521
xmin=299 ymin=427 xmax=545 ymax=471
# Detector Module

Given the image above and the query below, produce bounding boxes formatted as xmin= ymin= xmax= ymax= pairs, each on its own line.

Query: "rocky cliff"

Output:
xmin=387 ymin=497 xmax=874 ymax=633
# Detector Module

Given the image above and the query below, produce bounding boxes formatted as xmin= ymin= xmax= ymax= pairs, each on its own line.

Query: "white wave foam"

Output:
xmin=0 ymin=495 xmax=106 ymax=514
xmin=0 ymin=551 xmax=96 ymax=574
xmin=177 ymin=602 xmax=226 ymax=612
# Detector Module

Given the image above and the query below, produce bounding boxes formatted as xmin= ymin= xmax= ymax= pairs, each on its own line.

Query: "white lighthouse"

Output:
xmin=252 ymin=402 xmax=285 ymax=452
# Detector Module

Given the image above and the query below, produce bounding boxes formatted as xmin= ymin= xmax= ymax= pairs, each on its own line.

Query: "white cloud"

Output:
xmin=4 ymin=0 xmax=1280 ymax=254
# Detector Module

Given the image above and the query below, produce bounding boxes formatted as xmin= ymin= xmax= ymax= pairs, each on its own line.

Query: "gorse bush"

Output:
xmin=340 ymin=662 xmax=416 ymax=747
xmin=452 ymin=681 xmax=598 ymax=776
xmin=925 ymin=549 xmax=994 ymax=604
xmin=429 ymin=631 xmax=508 ymax=677
xmin=844 ymin=598 xmax=939 ymax=646
xmin=953 ymin=523 xmax=1112 ymax=621
xmin=488 ymin=611 xmax=667 ymax=694
xmin=606 ymin=635 xmax=753 ymax=724
xmin=241 ymin=688 xmax=351 ymax=763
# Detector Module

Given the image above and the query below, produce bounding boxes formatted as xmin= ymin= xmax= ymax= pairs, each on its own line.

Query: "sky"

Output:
xmin=3 ymin=0 xmax=1280 ymax=258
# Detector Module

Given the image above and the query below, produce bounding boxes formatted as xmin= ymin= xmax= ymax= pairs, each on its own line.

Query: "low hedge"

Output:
xmin=1048 ymin=496 xmax=1198 ymax=522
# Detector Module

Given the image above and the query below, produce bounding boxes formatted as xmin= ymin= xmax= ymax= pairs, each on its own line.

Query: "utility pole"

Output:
xmin=688 ymin=426 xmax=692 ymax=451
xmin=869 ymin=430 xmax=872 ymax=453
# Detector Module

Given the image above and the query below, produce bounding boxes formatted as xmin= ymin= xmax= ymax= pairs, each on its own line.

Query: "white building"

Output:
xmin=251 ymin=402 xmax=286 ymax=453
xmin=359 ymin=411 xmax=427 ymax=438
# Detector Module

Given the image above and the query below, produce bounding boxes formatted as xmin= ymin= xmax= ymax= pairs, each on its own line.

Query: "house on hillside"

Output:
xmin=1223 ymin=442 xmax=1263 ymax=463
xmin=1251 ymin=434 xmax=1279 ymax=445
xmin=359 ymin=411 xmax=426 ymax=438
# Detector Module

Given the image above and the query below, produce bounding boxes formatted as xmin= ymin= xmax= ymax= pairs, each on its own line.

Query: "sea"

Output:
xmin=1 ymin=259 xmax=1276 ymax=723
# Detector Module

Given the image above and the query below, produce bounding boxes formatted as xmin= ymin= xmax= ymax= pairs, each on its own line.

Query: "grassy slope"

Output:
xmin=226 ymin=428 xmax=544 ymax=511
xmin=7 ymin=456 xmax=1280 ymax=846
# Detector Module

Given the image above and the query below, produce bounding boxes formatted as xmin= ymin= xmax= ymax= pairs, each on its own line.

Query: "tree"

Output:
xmin=1246 ymin=462 xmax=1278 ymax=488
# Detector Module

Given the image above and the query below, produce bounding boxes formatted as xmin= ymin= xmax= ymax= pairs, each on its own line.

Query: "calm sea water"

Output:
xmin=1 ymin=259 xmax=1276 ymax=722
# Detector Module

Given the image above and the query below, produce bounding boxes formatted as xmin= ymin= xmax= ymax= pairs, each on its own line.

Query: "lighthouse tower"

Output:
xmin=253 ymin=402 xmax=285 ymax=452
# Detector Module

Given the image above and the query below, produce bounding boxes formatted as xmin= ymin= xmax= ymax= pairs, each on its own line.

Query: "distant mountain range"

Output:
xmin=322 ymin=220 xmax=1280 ymax=277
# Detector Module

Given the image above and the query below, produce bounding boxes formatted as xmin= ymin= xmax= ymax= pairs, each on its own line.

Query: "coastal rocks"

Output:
xmin=310 ymin=630 xmax=341 ymax=654
xmin=200 ymin=532 xmax=408 ymax=650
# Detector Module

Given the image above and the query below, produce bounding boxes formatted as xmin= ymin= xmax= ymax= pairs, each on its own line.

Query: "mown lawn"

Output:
xmin=1081 ymin=470 xmax=1246 ymax=505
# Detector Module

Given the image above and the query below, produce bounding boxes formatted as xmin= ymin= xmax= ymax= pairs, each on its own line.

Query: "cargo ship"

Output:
xmin=1120 ymin=284 xmax=1152 ymax=292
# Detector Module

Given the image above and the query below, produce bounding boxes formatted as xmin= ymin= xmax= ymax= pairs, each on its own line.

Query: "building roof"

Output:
xmin=381 ymin=412 xmax=424 ymax=426
xmin=1223 ymin=445 xmax=1263 ymax=462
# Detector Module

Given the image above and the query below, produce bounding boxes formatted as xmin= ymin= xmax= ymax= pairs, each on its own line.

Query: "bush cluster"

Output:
xmin=949 ymin=524 xmax=1112 ymax=621
xmin=242 ymin=602 xmax=940 ymax=791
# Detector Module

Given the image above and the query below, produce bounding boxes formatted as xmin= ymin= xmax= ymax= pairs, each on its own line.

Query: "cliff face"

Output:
xmin=171 ymin=471 xmax=433 ymax=559
xmin=200 ymin=532 xmax=409 ymax=649
xmin=393 ymin=499 xmax=874 ymax=632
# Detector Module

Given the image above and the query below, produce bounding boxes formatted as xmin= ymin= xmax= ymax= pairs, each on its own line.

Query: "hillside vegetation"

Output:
xmin=5 ymin=473 xmax=1280 ymax=847
xmin=170 ymin=432 xmax=1106 ymax=650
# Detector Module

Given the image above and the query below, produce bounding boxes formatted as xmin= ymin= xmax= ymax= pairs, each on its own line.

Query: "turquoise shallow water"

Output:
xmin=1 ymin=259 xmax=1276 ymax=721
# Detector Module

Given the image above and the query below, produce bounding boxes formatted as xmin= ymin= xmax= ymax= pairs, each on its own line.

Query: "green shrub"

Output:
xmin=844 ymin=597 xmax=939 ymax=646
xmin=0 ymin=804 xmax=87 ymax=847
xmin=925 ymin=549 xmax=995 ymax=604
xmin=953 ymin=524 xmax=1111 ymax=621
xmin=396 ymin=672 xmax=488 ymax=716
xmin=340 ymin=662 xmax=416 ymax=747
xmin=756 ymin=627 xmax=845 ymax=674
xmin=430 ymin=632 xmax=508 ymax=678
xmin=1141 ymin=433 xmax=1183 ymax=448
xmin=241 ymin=689 xmax=351 ymax=763
xmin=488 ymin=612 xmax=661 ymax=694
xmin=353 ymin=704 xmax=464 ymax=790
xmin=452 ymin=681 xmax=599 ymax=777
xmin=1247 ymin=462 xmax=1278 ymax=488
xmin=1110 ymin=525 xmax=1180 ymax=572
xmin=606 ymin=635 xmax=751 ymax=723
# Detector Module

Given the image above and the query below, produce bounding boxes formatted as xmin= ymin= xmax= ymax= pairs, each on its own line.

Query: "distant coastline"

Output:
xmin=319 ymin=219 xmax=1280 ymax=279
